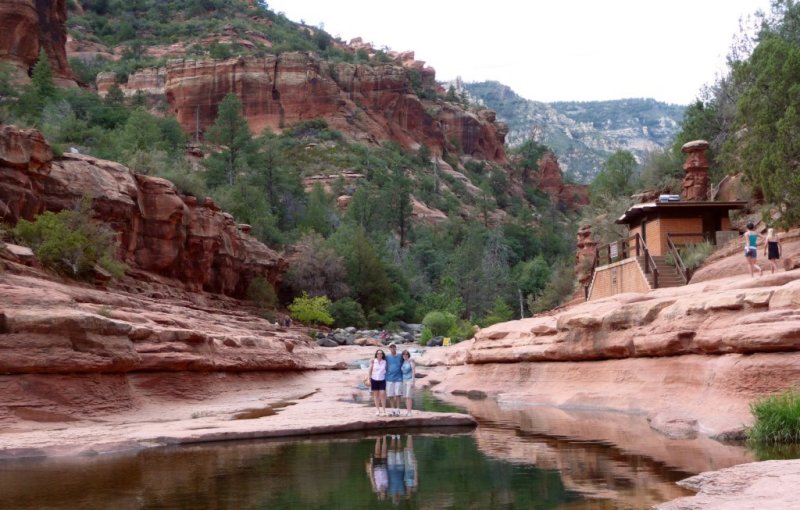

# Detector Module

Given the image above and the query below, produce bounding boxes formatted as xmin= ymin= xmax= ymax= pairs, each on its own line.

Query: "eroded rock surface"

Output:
xmin=656 ymin=460 xmax=800 ymax=509
xmin=0 ymin=126 xmax=285 ymax=296
xmin=0 ymin=0 xmax=75 ymax=86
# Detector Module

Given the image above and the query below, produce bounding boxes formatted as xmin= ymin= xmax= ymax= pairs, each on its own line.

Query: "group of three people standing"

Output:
xmin=367 ymin=342 xmax=415 ymax=416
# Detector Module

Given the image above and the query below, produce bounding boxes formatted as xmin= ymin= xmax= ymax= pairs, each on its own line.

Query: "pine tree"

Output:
xmin=205 ymin=93 xmax=254 ymax=186
xmin=31 ymin=49 xmax=56 ymax=100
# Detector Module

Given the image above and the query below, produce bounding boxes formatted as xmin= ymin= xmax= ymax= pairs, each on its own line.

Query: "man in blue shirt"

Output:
xmin=385 ymin=342 xmax=403 ymax=416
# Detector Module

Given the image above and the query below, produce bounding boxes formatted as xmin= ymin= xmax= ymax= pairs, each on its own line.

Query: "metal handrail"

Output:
xmin=666 ymin=233 xmax=689 ymax=284
xmin=636 ymin=232 xmax=659 ymax=288
xmin=665 ymin=232 xmax=706 ymax=284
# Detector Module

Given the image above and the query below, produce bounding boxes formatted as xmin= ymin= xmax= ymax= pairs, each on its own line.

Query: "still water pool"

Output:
xmin=0 ymin=393 xmax=785 ymax=510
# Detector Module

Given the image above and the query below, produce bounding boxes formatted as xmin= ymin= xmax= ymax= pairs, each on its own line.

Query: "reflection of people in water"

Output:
xmin=372 ymin=434 xmax=416 ymax=505
xmin=404 ymin=435 xmax=417 ymax=496
xmin=366 ymin=436 xmax=388 ymax=500
xmin=367 ymin=435 xmax=417 ymax=503
xmin=388 ymin=435 xmax=404 ymax=504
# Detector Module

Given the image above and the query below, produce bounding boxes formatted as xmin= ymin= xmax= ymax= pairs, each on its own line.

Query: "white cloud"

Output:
xmin=266 ymin=0 xmax=772 ymax=104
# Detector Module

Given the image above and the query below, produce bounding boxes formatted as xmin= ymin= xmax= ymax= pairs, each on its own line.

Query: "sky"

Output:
xmin=265 ymin=0 xmax=774 ymax=105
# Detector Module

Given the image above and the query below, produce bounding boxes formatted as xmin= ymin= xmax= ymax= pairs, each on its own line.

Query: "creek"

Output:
xmin=0 ymin=392 xmax=792 ymax=509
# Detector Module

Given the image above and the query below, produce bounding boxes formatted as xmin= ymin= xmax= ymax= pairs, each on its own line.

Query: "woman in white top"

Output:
xmin=368 ymin=349 xmax=387 ymax=416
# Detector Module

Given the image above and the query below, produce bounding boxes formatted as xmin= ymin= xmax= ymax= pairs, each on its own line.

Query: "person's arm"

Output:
xmin=367 ymin=360 xmax=374 ymax=381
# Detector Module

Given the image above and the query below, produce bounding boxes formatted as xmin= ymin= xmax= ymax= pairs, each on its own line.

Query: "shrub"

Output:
xmin=422 ymin=311 xmax=456 ymax=337
xmin=13 ymin=203 xmax=126 ymax=279
xmin=246 ymin=276 xmax=277 ymax=309
xmin=288 ymin=292 xmax=334 ymax=326
xmin=679 ymin=240 xmax=715 ymax=271
xmin=478 ymin=297 xmax=515 ymax=327
xmin=748 ymin=389 xmax=800 ymax=444
xmin=446 ymin=319 xmax=477 ymax=343
xmin=329 ymin=297 xmax=366 ymax=328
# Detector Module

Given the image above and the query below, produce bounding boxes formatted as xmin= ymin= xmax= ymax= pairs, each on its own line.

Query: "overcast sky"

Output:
xmin=266 ymin=0 xmax=773 ymax=105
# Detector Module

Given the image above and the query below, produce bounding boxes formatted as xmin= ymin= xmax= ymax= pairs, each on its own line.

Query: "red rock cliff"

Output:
xmin=0 ymin=0 xmax=75 ymax=86
xmin=534 ymin=151 xmax=589 ymax=210
xmin=0 ymin=125 xmax=284 ymax=296
xmin=114 ymin=53 xmax=508 ymax=162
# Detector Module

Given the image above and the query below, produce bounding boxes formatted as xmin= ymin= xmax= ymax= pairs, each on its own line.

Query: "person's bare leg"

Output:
xmin=372 ymin=390 xmax=381 ymax=415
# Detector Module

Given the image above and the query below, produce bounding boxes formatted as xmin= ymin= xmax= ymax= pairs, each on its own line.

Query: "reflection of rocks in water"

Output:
xmin=442 ymin=396 xmax=755 ymax=507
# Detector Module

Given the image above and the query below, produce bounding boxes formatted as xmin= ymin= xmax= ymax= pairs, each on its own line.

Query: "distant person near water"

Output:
xmin=400 ymin=349 xmax=415 ymax=416
xmin=385 ymin=343 xmax=403 ymax=416
xmin=744 ymin=222 xmax=763 ymax=277
xmin=368 ymin=349 xmax=387 ymax=416
xmin=764 ymin=227 xmax=782 ymax=274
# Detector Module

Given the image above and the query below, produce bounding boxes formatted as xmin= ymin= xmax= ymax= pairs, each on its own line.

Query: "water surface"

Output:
xmin=0 ymin=393 xmax=790 ymax=509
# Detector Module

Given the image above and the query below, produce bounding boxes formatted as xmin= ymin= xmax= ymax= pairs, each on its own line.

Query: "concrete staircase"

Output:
xmin=637 ymin=256 xmax=686 ymax=289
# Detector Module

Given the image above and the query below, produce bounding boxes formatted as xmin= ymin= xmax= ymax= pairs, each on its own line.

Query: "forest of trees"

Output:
xmin=0 ymin=44 xmax=577 ymax=339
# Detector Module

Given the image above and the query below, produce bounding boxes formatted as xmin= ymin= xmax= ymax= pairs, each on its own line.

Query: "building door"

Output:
xmin=702 ymin=213 xmax=719 ymax=244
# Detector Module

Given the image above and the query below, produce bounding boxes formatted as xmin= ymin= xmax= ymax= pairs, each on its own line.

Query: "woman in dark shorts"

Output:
xmin=368 ymin=349 xmax=387 ymax=416
xmin=764 ymin=227 xmax=782 ymax=274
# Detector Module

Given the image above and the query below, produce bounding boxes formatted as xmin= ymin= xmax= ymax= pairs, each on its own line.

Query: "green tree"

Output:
xmin=342 ymin=226 xmax=394 ymax=320
xmin=205 ymin=93 xmax=254 ymax=186
xmin=300 ymin=183 xmax=336 ymax=236
xmin=590 ymin=150 xmax=640 ymax=206
xmin=31 ymin=49 xmax=56 ymax=100
xmin=288 ymin=293 xmax=334 ymax=326
xmin=513 ymin=255 xmax=552 ymax=302
xmin=379 ymin=166 xmax=413 ymax=246
xmin=726 ymin=33 xmax=800 ymax=226
xmin=17 ymin=49 xmax=57 ymax=120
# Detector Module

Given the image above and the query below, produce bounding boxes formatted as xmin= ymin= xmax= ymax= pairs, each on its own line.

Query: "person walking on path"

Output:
xmin=764 ymin=227 xmax=782 ymax=274
xmin=368 ymin=349 xmax=387 ymax=416
xmin=400 ymin=350 xmax=415 ymax=416
xmin=384 ymin=343 xmax=403 ymax=416
xmin=744 ymin=222 xmax=763 ymax=277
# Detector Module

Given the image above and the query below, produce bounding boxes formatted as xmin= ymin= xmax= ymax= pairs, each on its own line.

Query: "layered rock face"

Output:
xmin=427 ymin=265 xmax=800 ymax=438
xmin=0 ymin=0 xmax=74 ymax=86
xmin=534 ymin=152 xmax=589 ymax=210
xmin=0 ymin=125 xmax=284 ymax=296
xmin=0 ymin=269 xmax=321 ymax=428
xmin=104 ymin=53 xmax=507 ymax=162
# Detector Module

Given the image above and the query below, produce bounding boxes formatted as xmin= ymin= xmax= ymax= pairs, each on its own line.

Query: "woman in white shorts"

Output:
xmin=400 ymin=350 xmax=415 ymax=416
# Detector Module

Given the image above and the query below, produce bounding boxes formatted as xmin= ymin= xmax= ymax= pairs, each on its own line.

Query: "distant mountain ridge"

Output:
xmin=463 ymin=81 xmax=685 ymax=183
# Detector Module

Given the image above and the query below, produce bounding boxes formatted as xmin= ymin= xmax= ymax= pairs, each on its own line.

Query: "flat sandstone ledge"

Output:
xmin=656 ymin=459 xmax=800 ymax=509
xmin=0 ymin=403 xmax=475 ymax=460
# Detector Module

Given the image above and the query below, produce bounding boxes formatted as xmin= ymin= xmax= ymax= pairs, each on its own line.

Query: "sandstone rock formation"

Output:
xmin=656 ymin=460 xmax=800 ymax=509
xmin=0 ymin=0 xmax=75 ymax=86
xmin=424 ymin=266 xmax=800 ymax=439
xmin=575 ymin=224 xmax=597 ymax=288
xmin=96 ymin=53 xmax=507 ymax=162
xmin=0 ymin=125 xmax=285 ymax=296
xmin=533 ymin=152 xmax=589 ymax=211
xmin=681 ymin=140 xmax=711 ymax=201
